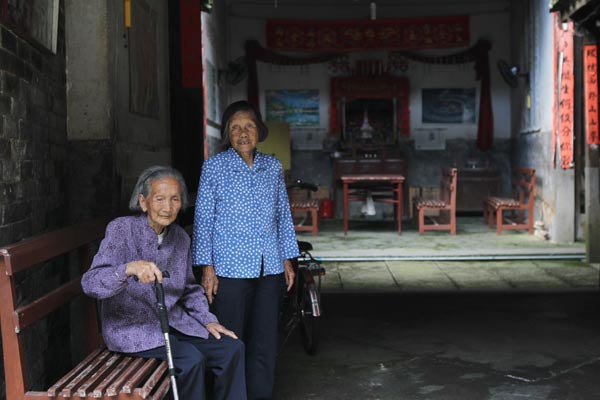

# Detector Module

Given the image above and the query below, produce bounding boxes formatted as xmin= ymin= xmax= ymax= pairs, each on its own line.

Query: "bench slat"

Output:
xmin=46 ymin=348 xmax=169 ymax=399
xmin=23 ymin=392 xmax=50 ymax=399
xmin=58 ymin=349 xmax=112 ymax=397
xmin=76 ymin=351 xmax=123 ymax=397
xmin=92 ymin=355 xmax=135 ymax=397
xmin=123 ymin=358 xmax=162 ymax=393
xmin=106 ymin=357 xmax=147 ymax=396
xmin=13 ymin=278 xmax=82 ymax=332
xmin=134 ymin=362 xmax=169 ymax=399
xmin=47 ymin=347 xmax=107 ymax=396
xmin=150 ymin=374 xmax=172 ymax=400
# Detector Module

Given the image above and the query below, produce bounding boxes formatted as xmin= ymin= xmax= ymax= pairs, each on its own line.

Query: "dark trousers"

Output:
xmin=211 ymin=273 xmax=285 ymax=400
xmin=130 ymin=332 xmax=246 ymax=400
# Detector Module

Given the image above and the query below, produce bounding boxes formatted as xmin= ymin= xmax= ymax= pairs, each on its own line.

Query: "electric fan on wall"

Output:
xmin=497 ymin=59 xmax=529 ymax=88
xmin=224 ymin=56 xmax=248 ymax=86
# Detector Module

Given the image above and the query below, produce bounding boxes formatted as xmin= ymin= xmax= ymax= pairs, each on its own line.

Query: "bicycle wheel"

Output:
xmin=277 ymin=292 xmax=293 ymax=349
xmin=299 ymin=281 xmax=320 ymax=355
xmin=278 ymin=270 xmax=301 ymax=355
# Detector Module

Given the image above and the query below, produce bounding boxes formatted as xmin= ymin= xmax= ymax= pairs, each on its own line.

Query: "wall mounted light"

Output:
xmin=202 ymin=0 xmax=213 ymax=13
xmin=370 ymin=2 xmax=376 ymax=20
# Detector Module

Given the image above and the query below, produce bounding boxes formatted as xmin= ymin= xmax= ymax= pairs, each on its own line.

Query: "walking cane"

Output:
xmin=154 ymin=271 xmax=180 ymax=400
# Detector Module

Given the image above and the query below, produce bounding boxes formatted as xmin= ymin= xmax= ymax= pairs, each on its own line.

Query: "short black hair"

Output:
xmin=220 ymin=100 xmax=269 ymax=147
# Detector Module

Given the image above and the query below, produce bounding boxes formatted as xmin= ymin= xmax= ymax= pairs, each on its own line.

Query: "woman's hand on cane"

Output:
xmin=126 ymin=261 xmax=163 ymax=283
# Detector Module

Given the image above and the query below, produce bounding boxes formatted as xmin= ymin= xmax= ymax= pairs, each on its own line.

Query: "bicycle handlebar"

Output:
xmin=287 ymin=179 xmax=318 ymax=192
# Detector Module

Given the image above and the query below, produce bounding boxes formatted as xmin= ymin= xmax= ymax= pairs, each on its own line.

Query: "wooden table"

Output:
xmin=332 ymin=157 xmax=406 ymax=205
xmin=341 ymin=174 xmax=405 ymax=236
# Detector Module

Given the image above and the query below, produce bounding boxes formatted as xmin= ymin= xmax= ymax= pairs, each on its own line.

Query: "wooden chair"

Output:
xmin=287 ymin=180 xmax=320 ymax=236
xmin=412 ymin=168 xmax=458 ymax=235
xmin=483 ymin=167 xmax=536 ymax=235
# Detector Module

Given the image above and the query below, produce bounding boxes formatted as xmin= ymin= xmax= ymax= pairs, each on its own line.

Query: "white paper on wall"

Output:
xmin=414 ymin=128 xmax=446 ymax=150
xmin=291 ymin=127 xmax=327 ymax=150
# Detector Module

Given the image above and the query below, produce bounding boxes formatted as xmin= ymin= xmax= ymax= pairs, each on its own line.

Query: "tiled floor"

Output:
xmin=294 ymin=217 xmax=594 ymax=293
xmin=319 ymin=259 xmax=599 ymax=293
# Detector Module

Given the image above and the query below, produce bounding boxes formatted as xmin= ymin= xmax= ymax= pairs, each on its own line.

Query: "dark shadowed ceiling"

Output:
xmin=225 ymin=0 xmax=511 ymax=20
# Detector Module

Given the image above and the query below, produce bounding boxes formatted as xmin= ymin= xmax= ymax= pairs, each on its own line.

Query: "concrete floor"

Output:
xmin=275 ymin=292 xmax=600 ymax=400
xmin=301 ymin=217 xmax=585 ymax=261
xmin=273 ymin=217 xmax=599 ymax=399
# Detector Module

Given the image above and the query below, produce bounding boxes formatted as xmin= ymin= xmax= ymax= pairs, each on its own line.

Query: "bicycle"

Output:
xmin=279 ymin=240 xmax=326 ymax=355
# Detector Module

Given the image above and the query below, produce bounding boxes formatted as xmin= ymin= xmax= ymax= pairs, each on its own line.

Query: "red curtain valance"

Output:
xmin=266 ymin=15 xmax=470 ymax=52
xmin=329 ymin=77 xmax=410 ymax=137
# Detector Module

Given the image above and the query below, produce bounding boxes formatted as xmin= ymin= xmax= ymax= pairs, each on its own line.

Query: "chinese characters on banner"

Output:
xmin=266 ymin=15 xmax=470 ymax=52
xmin=584 ymin=45 xmax=600 ymax=145
xmin=554 ymin=20 xmax=574 ymax=169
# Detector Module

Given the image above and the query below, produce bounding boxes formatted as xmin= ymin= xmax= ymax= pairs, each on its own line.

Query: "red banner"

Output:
xmin=180 ymin=0 xmax=202 ymax=88
xmin=267 ymin=15 xmax=470 ymax=52
xmin=584 ymin=45 xmax=600 ymax=145
xmin=554 ymin=19 xmax=574 ymax=169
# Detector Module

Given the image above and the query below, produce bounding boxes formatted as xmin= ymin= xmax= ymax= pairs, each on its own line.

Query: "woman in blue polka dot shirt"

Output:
xmin=192 ymin=100 xmax=299 ymax=399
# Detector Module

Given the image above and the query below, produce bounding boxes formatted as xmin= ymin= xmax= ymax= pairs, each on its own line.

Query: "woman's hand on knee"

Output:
xmin=201 ymin=265 xmax=219 ymax=303
xmin=206 ymin=322 xmax=238 ymax=340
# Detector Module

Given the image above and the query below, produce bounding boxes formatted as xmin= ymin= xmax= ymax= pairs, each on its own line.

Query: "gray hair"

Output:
xmin=128 ymin=165 xmax=189 ymax=212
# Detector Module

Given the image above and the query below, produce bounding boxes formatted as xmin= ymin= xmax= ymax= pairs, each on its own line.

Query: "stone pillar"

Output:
xmin=551 ymin=166 xmax=577 ymax=243
xmin=65 ymin=0 xmax=118 ymax=222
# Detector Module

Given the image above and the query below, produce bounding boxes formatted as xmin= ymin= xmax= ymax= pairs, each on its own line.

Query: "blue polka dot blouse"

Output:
xmin=192 ymin=148 xmax=299 ymax=278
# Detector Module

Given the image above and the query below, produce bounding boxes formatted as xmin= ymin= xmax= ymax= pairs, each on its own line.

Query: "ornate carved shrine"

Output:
xmin=329 ymin=75 xmax=410 ymax=142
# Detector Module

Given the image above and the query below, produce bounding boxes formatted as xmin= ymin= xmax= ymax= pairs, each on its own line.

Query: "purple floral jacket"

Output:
xmin=82 ymin=215 xmax=218 ymax=353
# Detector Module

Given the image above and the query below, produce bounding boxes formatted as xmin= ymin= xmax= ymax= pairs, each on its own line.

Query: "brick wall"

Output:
xmin=0 ymin=28 xmax=67 ymax=244
xmin=0 ymin=3 xmax=72 ymax=397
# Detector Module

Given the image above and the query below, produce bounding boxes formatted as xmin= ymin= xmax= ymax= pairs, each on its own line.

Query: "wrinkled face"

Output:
xmin=228 ymin=111 xmax=259 ymax=155
xmin=139 ymin=177 xmax=182 ymax=234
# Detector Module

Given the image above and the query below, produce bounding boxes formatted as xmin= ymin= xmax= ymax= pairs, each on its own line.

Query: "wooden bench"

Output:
xmin=412 ymin=168 xmax=458 ymax=235
xmin=483 ymin=167 xmax=536 ymax=235
xmin=0 ymin=219 xmax=170 ymax=400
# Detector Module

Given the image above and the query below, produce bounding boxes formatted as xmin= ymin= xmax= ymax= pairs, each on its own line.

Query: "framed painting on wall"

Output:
xmin=422 ymin=88 xmax=476 ymax=124
xmin=265 ymin=90 xmax=319 ymax=126
xmin=0 ymin=0 xmax=59 ymax=53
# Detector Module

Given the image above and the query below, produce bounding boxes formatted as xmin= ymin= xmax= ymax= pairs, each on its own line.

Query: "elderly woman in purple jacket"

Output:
xmin=82 ymin=165 xmax=246 ymax=400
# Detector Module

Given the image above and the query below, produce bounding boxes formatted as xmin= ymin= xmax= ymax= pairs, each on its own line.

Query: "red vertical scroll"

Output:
xmin=180 ymin=0 xmax=202 ymax=88
xmin=584 ymin=45 xmax=600 ymax=145
xmin=554 ymin=20 xmax=575 ymax=169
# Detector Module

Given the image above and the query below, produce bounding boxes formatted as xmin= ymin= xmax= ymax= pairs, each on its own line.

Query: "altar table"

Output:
xmin=341 ymin=174 xmax=405 ymax=236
